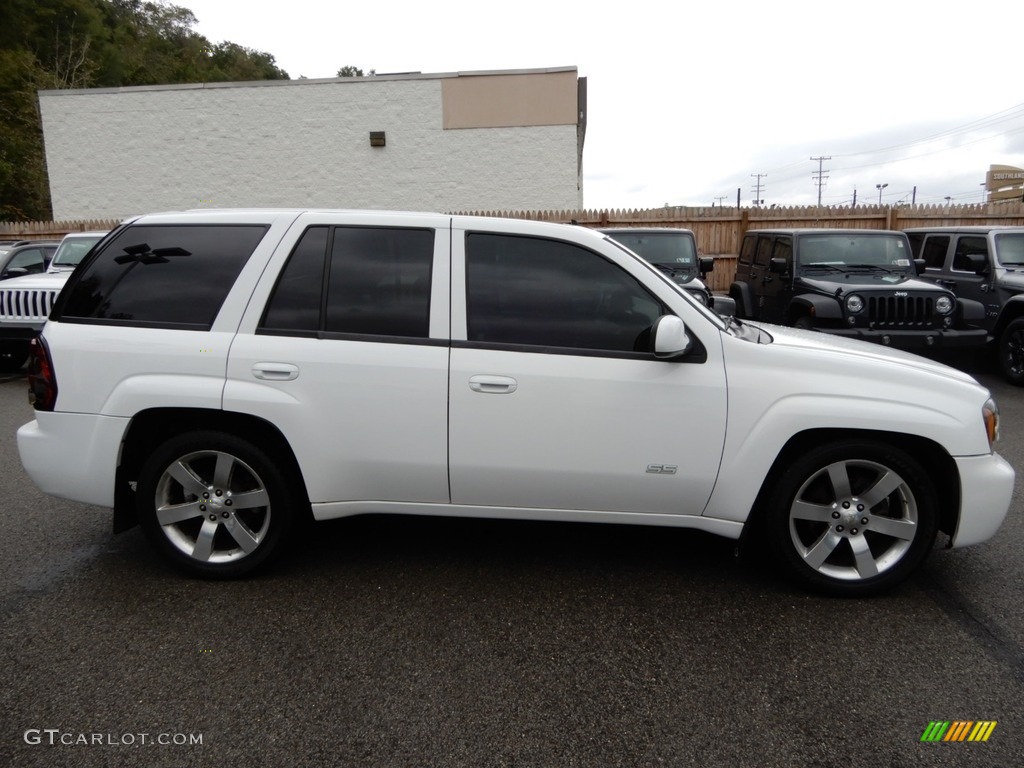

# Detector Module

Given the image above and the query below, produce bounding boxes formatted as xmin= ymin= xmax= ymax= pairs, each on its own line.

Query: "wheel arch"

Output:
xmin=113 ymin=408 xmax=311 ymax=533
xmin=739 ymin=427 xmax=959 ymax=548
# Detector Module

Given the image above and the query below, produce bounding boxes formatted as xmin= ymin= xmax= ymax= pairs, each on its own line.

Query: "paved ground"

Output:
xmin=0 ymin=354 xmax=1022 ymax=767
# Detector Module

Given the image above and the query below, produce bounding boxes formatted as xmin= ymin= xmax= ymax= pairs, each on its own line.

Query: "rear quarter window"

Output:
xmin=57 ymin=225 xmax=268 ymax=329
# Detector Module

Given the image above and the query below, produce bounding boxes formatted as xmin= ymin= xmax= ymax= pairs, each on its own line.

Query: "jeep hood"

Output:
xmin=743 ymin=320 xmax=979 ymax=385
xmin=0 ymin=272 xmax=71 ymax=291
xmin=796 ymin=273 xmax=945 ymax=294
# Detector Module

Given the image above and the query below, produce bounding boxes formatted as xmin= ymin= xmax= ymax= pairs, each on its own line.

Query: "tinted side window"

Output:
xmin=260 ymin=227 xmax=328 ymax=334
xmin=325 ymin=227 xmax=433 ymax=338
xmin=772 ymin=237 xmax=793 ymax=269
xmin=953 ymin=236 xmax=988 ymax=271
xmin=921 ymin=235 xmax=950 ymax=269
xmin=754 ymin=236 xmax=774 ymax=267
xmin=6 ymin=248 xmax=47 ymax=274
xmin=466 ymin=233 xmax=665 ymax=353
xmin=738 ymin=235 xmax=757 ymax=267
xmin=60 ymin=225 xmax=268 ymax=329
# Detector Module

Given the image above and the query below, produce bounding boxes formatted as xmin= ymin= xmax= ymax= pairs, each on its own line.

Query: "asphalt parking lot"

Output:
xmin=1 ymin=355 xmax=1022 ymax=768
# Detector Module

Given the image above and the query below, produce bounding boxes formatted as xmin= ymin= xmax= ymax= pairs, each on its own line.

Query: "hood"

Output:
xmin=0 ymin=272 xmax=71 ymax=291
xmin=797 ymin=273 xmax=947 ymax=294
xmin=744 ymin=320 xmax=979 ymax=385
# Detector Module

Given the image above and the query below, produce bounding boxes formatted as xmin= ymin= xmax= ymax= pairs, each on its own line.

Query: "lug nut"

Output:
xmin=861 ymin=517 xmax=869 ymax=525
xmin=203 ymin=492 xmax=210 ymax=499
xmin=225 ymin=499 xmax=233 ymax=507
xmin=199 ymin=504 xmax=207 ymax=512
xmin=857 ymin=504 xmax=865 ymax=512
xmin=215 ymin=490 xmax=223 ymax=497
xmin=842 ymin=502 xmax=850 ymax=509
xmin=836 ymin=525 xmax=845 ymax=532
xmin=208 ymin=514 xmax=217 ymax=521
xmin=832 ymin=511 xmax=841 ymax=519
xmin=221 ymin=512 xmax=230 ymax=519
xmin=851 ymin=528 xmax=859 ymax=534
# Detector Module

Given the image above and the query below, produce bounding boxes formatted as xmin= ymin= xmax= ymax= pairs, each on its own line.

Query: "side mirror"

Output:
xmin=964 ymin=252 xmax=988 ymax=275
xmin=712 ymin=295 xmax=737 ymax=317
xmin=769 ymin=257 xmax=788 ymax=275
xmin=3 ymin=267 xmax=28 ymax=278
xmin=651 ymin=315 xmax=691 ymax=359
xmin=698 ymin=256 xmax=714 ymax=275
xmin=912 ymin=258 xmax=927 ymax=275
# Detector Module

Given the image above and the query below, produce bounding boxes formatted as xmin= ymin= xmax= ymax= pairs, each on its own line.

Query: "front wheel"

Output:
xmin=998 ymin=318 xmax=1024 ymax=386
xmin=137 ymin=431 xmax=296 ymax=578
xmin=765 ymin=441 xmax=938 ymax=596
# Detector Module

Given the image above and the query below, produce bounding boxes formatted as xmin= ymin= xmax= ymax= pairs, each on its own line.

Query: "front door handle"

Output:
xmin=468 ymin=375 xmax=518 ymax=394
xmin=252 ymin=362 xmax=299 ymax=381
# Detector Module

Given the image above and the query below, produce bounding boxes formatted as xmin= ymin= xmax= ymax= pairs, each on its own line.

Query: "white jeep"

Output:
xmin=16 ymin=210 xmax=1015 ymax=595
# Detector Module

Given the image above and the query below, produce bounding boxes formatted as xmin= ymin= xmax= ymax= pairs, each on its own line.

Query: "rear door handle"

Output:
xmin=252 ymin=362 xmax=299 ymax=381
xmin=468 ymin=375 xmax=517 ymax=394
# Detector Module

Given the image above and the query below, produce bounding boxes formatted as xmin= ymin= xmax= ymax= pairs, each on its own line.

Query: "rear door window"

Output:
xmin=58 ymin=225 xmax=268 ymax=329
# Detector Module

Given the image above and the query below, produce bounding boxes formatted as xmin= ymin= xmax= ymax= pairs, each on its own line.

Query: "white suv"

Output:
xmin=16 ymin=210 xmax=1015 ymax=595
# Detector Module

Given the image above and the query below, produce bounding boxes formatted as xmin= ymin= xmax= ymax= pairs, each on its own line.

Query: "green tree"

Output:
xmin=0 ymin=0 xmax=291 ymax=221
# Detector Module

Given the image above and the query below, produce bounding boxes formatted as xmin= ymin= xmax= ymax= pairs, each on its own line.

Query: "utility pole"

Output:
xmin=714 ymin=195 xmax=728 ymax=207
xmin=810 ymin=156 xmax=831 ymax=206
xmin=750 ymin=173 xmax=767 ymax=207
xmin=852 ymin=188 xmax=857 ymax=208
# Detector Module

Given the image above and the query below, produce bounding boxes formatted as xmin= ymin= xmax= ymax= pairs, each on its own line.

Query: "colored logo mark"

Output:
xmin=920 ymin=721 xmax=997 ymax=742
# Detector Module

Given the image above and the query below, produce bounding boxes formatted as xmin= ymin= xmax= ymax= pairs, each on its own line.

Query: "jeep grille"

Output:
xmin=0 ymin=288 xmax=59 ymax=322
xmin=867 ymin=296 xmax=934 ymax=326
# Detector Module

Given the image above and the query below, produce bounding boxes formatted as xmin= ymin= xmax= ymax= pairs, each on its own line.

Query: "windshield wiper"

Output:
xmin=844 ymin=263 xmax=899 ymax=273
xmin=802 ymin=263 xmax=847 ymax=272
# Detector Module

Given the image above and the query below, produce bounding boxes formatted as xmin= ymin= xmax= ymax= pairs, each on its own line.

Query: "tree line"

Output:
xmin=0 ymin=0 xmax=291 ymax=221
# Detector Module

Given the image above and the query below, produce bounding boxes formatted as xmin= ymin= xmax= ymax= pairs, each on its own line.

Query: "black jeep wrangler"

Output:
xmin=728 ymin=229 xmax=986 ymax=350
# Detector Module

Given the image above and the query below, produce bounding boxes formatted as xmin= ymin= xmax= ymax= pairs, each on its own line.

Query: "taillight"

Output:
xmin=27 ymin=336 xmax=57 ymax=411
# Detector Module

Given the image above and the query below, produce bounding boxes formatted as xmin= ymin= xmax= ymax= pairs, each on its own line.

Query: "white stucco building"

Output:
xmin=38 ymin=66 xmax=587 ymax=220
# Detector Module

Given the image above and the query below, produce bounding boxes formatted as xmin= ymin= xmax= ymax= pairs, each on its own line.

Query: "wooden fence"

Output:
xmin=4 ymin=202 xmax=1023 ymax=293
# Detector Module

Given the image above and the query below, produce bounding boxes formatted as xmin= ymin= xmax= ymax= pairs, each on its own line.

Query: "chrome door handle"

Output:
xmin=468 ymin=375 xmax=518 ymax=394
xmin=252 ymin=363 xmax=299 ymax=381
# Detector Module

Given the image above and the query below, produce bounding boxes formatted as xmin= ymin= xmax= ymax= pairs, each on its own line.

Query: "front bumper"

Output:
xmin=17 ymin=411 xmax=129 ymax=508
xmin=823 ymin=326 xmax=988 ymax=349
xmin=950 ymin=452 xmax=1015 ymax=548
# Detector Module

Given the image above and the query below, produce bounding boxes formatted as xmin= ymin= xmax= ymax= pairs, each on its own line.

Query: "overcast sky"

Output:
xmin=180 ymin=0 xmax=1023 ymax=211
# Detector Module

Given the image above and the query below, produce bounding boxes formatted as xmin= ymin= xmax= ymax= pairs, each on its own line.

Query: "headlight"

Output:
xmin=936 ymin=296 xmax=954 ymax=315
xmin=846 ymin=294 xmax=865 ymax=314
xmin=983 ymin=398 xmax=1000 ymax=446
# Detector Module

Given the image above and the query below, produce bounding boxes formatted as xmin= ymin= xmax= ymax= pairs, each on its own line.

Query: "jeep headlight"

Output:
xmin=845 ymin=294 xmax=865 ymax=314
xmin=936 ymin=295 xmax=954 ymax=315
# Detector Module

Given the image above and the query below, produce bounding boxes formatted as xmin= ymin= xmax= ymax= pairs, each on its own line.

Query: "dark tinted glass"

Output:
xmin=260 ymin=227 xmax=328 ymax=333
xmin=921 ymin=236 xmax=949 ymax=269
xmin=325 ymin=227 xmax=433 ymax=337
xmin=953 ymin=236 xmax=988 ymax=271
xmin=466 ymin=233 xmax=664 ymax=353
xmin=61 ymin=225 xmax=267 ymax=328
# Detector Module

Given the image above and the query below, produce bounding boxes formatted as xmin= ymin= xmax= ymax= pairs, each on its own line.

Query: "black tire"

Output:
xmin=0 ymin=341 xmax=28 ymax=373
xmin=998 ymin=317 xmax=1024 ymax=386
xmin=764 ymin=440 xmax=938 ymax=597
xmin=792 ymin=315 xmax=814 ymax=331
xmin=136 ymin=431 xmax=296 ymax=578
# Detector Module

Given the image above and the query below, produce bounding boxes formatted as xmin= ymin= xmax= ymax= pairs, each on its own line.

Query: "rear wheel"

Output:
xmin=137 ymin=431 xmax=295 ymax=578
xmin=998 ymin=318 xmax=1024 ymax=385
xmin=765 ymin=440 xmax=938 ymax=596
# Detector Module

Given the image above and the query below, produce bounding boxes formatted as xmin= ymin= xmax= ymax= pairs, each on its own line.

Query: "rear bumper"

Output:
xmin=951 ymin=452 xmax=1015 ymax=547
xmin=17 ymin=412 xmax=129 ymax=508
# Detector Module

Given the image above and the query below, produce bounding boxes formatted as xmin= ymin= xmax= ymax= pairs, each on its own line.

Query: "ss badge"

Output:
xmin=646 ymin=464 xmax=678 ymax=475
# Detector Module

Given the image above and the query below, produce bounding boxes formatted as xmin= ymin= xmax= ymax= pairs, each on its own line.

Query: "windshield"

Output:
xmin=797 ymin=233 xmax=913 ymax=273
xmin=604 ymin=232 xmax=697 ymax=272
xmin=994 ymin=232 xmax=1024 ymax=266
xmin=51 ymin=235 xmax=105 ymax=269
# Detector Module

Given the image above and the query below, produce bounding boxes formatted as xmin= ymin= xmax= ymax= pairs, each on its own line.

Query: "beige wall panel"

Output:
xmin=443 ymin=71 xmax=577 ymax=129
